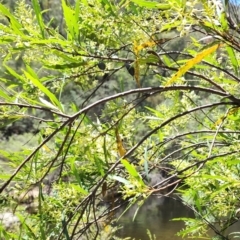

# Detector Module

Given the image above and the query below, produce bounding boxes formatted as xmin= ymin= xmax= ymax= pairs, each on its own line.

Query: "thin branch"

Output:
xmin=208 ymin=108 xmax=230 ymax=157
xmin=0 ymin=102 xmax=69 ymax=118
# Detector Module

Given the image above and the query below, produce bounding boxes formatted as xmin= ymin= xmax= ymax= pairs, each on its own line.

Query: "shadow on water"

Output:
xmin=114 ymin=195 xmax=240 ymax=240
xmin=115 ymin=195 xmax=193 ymax=240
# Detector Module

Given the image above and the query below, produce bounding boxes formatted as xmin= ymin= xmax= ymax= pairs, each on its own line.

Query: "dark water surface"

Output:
xmin=115 ymin=195 xmax=240 ymax=240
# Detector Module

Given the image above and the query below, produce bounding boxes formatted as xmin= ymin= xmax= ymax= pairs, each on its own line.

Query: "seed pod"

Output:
xmin=125 ymin=62 xmax=135 ymax=77
xmin=97 ymin=61 xmax=106 ymax=70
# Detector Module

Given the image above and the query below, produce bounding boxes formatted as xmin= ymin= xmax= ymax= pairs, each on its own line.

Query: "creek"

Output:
xmin=114 ymin=195 xmax=240 ymax=240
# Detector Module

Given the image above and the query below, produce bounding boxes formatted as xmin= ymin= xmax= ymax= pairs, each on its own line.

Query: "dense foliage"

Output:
xmin=1 ymin=0 xmax=240 ymax=239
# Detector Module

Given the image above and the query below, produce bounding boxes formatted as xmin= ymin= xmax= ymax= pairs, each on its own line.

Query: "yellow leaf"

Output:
xmin=139 ymin=159 xmax=145 ymax=165
xmin=137 ymin=39 xmax=171 ymax=52
xmin=115 ymin=128 xmax=127 ymax=157
xmin=42 ymin=144 xmax=51 ymax=152
xmin=133 ymin=40 xmax=139 ymax=55
xmin=137 ymin=40 xmax=156 ymax=51
xmin=165 ymin=44 xmax=222 ymax=86
xmin=214 ymin=116 xmax=224 ymax=127
xmin=104 ymin=224 xmax=110 ymax=232
xmin=214 ymin=107 xmax=240 ymax=127
xmin=134 ymin=59 xmax=141 ymax=88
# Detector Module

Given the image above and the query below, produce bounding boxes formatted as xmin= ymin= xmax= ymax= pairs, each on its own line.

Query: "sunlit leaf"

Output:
xmin=220 ymin=11 xmax=228 ymax=30
xmin=121 ymin=159 xmax=141 ymax=180
xmin=109 ymin=175 xmax=130 ymax=185
xmin=44 ymin=62 xmax=86 ymax=70
xmin=31 ymin=0 xmax=45 ymax=38
xmin=115 ymin=127 xmax=127 ymax=157
xmin=131 ymin=0 xmax=170 ymax=9
xmin=24 ymin=66 xmax=63 ymax=111
xmin=161 ymin=20 xmax=181 ymax=32
xmin=100 ymin=0 xmax=116 ymax=15
xmin=165 ymin=44 xmax=222 ymax=86
xmin=61 ymin=0 xmax=78 ymax=41
xmin=0 ymin=3 xmax=24 ymax=36
xmin=39 ymin=97 xmax=59 ymax=110
xmin=225 ymin=45 xmax=239 ymax=76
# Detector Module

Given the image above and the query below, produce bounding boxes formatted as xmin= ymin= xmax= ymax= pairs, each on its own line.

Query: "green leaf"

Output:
xmin=24 ymin=65 xmax=63 ymax=111
xmin=74 ymin=0 xmax=80 ymax=42
xmin=44 ymin=61 xmax=86 ymax=70
xmin=139 ymin=55 xmax=160 ymax=64
xmin=4 ymin=64 xmax=25 ymax=82
xmin=121 ymin=160 xmax=144 ymax=187
xmin=145 ymin=106 xmax=164 ymax=118
xmin=121 ymin=159 xmax=139 ymax=177
xmin=101 ymin=0 xmax=116 ymax=15
xmin=161 ymin=20 xmax=181 ymax=32
xmin=61 ymin=0 xmax=79 ymax=41
xmin=0 ymin=3 xmax=24 ymax=36
xmin=131 ymin=0 xmax=170 ymax=9
xmin=94 ymin=155 xmax=105 ymax=176
xmin=0 ymin=173 xmax=12 ymax=180
xmin=31 ymin=0 xmax=45 ymax=38
xmin=0 ymin=86 xmax=12 ymax=101
xmin=30 ymin=38 xmax=70 ymax=46
xmin=225 ymin=45 xmax=239 ymax=76
xmin=16 ymin=214 xmax=37 ymax=239
xmin=62 ymin=216 xmax=70 ymax=240
xmin=71 ymin=184 xmax=88 ymax=195
xmin=0 ymin=35 xmax=15 ymax=44
xmin=68 ymin=158 xmax=88 ymax=195
xmin=220 ymin=11 xmax=228 ymax=31
xmin=52 ymin=50 xmax=82 ymax=62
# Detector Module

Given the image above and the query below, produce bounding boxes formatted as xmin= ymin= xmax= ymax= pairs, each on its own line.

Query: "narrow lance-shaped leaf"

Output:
xmin=121 ymin=159 xmax=145 ymax=186
xmin=61 ymin=0 xmax=75 ymax=40
xmin=0 ymin=85 xmax=13 ymax=101
xmin=4 ymin=64 xmax=26 ymax=82
xmin=220 ymin=11 xmax=228 ymax=30
xmin=24 ymin=65 xmax=63 ymax=111
xmin=62 ymin=216 xmax=70 ymax=240
xmin=31 ymin=0 xmax=45 ymax=38
xmin=16 ymin=217 xmax=37 ymax=239
xmin=74 ymin=0 xmax=80 ymax=42
xmin=160 ymin=20 xmax=181 ymax=32
xmin=165 ymin=43 xmax=222 ymax=86
xmin=225 ymin=45 xmax=239 ymax=76
xmin=133 ymin=41 xmax=141 ymax=88
xmin=121 ymin=159 xmax=139 ymax=178
xmin=109 ymin=175 xmax=131 ymax=185
xmin=39 ymin=97 xmax=59 ymax=110
xmin=115 ymin=127 xmax=127 ymax=157
xmin=100 ymin=0 xmax=116 ymax=15
xmin=131 ymin=0 xmax=170 ymax=9
xmin=44 ymin=61 xmax=86 ymax=70
xmin=61 ymin=0 xmax=79 ymax=41
xmin=0 ymin=3 xmax=24 ymax=36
